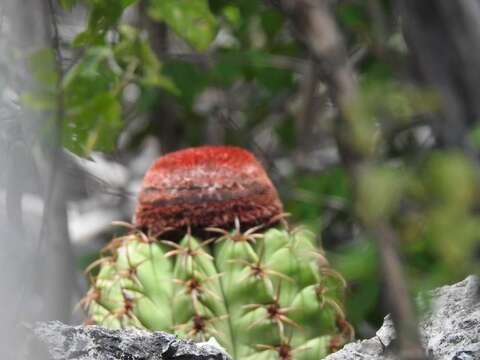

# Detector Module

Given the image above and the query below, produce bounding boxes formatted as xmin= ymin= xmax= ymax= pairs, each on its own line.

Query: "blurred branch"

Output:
xmin=42 ymin=0 xmax=75 ymax=322
xmin=297 ymin=59 xmax=321 ymax=154
xmin=366 ymin=0 xmax=389 ymax=52
xmin=266 ymin=1 xmax=425 ymax=358
xmin=137 ymin=1 xmax=183 ymax=153
xmin=165 ymin=52 xmax=308 ymax=72
xmin=396 ymin=0 xmax=480 ymax=152
xmin=138 ymin=1 xmax=168 ymax=57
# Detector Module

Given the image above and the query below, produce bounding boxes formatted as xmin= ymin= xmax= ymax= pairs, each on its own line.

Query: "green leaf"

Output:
xmin=64 ymin=93 xmax=122 ymax=155
xmin=357 ymin=164 xmax=408 ymax=223
xmin=222 ymin=5 xmax=241 ymax=28
xmin=331 ymin=241 xmax=380 ymax=327
xmin=60 ymin=0 xmax=77 ymax=11
xmin=422 ymin=151 xmax=476 ymax=208
xmin=113 ymin=25 xmax=179 ymax=94
xmin=163 ymin=61 xmax=208 ymax=107
xmin=337 ymin=4 xmax=367 ymax=30
xmin=63 ymin=47 xmax=113 ymax=89
xmin=73 ymin=0 xmax=139 ymax=47
xmin=148 ymin=0 xmax=218 ymax=51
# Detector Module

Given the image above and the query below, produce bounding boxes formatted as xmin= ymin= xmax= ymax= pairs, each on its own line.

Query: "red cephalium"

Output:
xmin=134 ymin=146 xmax=283 ymax=237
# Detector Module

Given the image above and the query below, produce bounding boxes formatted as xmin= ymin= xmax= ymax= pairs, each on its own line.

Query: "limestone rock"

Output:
xmin=325 ymin=275 xmax=480 ymax=360
xmin=35 ymin=276 xmax=479 ymax=360
xmin=34 ymin=321 xmax=231 ymax=360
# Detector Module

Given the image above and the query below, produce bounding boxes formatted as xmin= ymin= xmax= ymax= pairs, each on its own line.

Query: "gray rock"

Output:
xmin=34 ymin=321 xmax=231 ymax=360
xmin=325 ymin=275 xmax=480 ymax=360
xmin=421 ymin=275 xmax=480 ymax=360
xmin=35 ymin=276 xmax=479 ymax=360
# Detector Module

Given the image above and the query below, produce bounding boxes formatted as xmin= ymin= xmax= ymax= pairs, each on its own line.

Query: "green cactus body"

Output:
xmin=86 ymin=224 xmax=352 ymax=359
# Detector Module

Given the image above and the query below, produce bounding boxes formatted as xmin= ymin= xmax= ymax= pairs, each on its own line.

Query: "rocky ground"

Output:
xmin=35 ymin=275 xmax=479 ymax=360
xmin=325 ymin=275 xmax=480 ymax=360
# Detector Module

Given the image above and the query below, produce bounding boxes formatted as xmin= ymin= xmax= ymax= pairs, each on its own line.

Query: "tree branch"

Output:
xmin=5 ymin=0 xmax=74 ymax=325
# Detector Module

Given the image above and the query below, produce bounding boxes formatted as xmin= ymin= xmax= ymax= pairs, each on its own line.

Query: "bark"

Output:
xmin=137 ymin=1 xmax=183 ymax=153
xmin=2 ymin=1 xmax=74 ymax=359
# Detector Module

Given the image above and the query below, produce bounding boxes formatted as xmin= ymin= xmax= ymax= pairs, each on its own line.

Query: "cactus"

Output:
xmin=84 ymin=146 xmax=353 ymax=359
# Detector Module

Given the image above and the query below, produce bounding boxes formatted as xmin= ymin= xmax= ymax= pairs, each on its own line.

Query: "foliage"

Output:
xmin=148 ymin=0 xmax=218 ymax=51
xmin=23 ymin=22 xmax=176 ymax=154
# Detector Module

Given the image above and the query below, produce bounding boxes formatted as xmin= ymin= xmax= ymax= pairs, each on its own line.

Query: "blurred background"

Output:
xmin=1 ymin=0 xmax=479 ymax=358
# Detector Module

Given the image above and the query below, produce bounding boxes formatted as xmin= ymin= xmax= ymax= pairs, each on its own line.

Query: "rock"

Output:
xmin=34 ymin=321 xmax=231 ymax=360
xmin=325 ymin=275 xmax=480 ymax=360
xmin=35 ymin=276 xmax=479 ymax=360
xmin=421 ymin=275 xmax=480 ymax=360
xmin=324 ymin=316 xmax=397 ymax=360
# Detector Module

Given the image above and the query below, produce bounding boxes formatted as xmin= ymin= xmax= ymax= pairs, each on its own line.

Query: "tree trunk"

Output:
xmin=2 ymin=1 xmax=74 ymax=359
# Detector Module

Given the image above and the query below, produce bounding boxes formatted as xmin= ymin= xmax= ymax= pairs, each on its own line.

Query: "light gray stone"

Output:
xmin=35 ymin=276 xmax=479 ymax=360
xmin=34 ymin=321 xmax=231 ymax=360
xmin=324 ymin=276 xmax=480 ymax=360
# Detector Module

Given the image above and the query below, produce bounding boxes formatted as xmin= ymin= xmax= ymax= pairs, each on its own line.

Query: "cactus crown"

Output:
xmin=134 ymin=146 xmax=283 ymax=238
xmin=84 ymin=146 xmax=353 ymax=359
